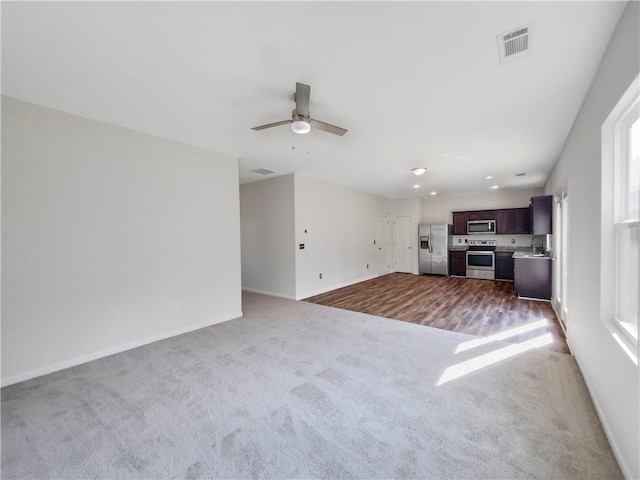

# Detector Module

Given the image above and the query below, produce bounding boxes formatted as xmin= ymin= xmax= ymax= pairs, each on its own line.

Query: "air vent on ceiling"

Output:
xmin=251 ymin=168 xmax=276 ymax=175
xmin=515 ymin=172 xmax=526 ymax=177
xmin=497 ymin=23 xmax=532 ymax=65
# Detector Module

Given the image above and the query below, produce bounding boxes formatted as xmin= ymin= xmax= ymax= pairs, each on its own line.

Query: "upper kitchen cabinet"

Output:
xmin=468 ymin=210 xmax=495 ymax=221
xmin=512 ymin=208 xmax=530 ymax=234
xmin=530 ymin=195 xmax=553 ymax=234
xmin=495 ymin=210 xmax=510 ymax=234
xmin=452 ymin=212 xmax=468 ymax=235
xmin=495 ymin=208 xmax=530 ymax=234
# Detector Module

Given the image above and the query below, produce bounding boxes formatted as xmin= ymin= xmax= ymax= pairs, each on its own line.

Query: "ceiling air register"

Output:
xmin=497 ymin=23 xmax=532 ymax=65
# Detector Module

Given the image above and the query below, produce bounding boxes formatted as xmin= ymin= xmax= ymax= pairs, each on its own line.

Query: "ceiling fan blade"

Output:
xmin=295 ymin=82 xmax=310 ymax=117
xmin=251 ymin=119 xmax=292 ymax=131
xmin=309 ymin=118 xmax=348 ymax=136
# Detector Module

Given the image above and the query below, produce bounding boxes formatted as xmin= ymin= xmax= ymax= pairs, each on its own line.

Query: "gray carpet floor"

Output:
xmin=1 ymin=292 xmax=622 ymax=479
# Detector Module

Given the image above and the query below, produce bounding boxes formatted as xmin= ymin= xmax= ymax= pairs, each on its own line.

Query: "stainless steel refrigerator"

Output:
xmin=419 ymin=224 xmax=452 ymax=275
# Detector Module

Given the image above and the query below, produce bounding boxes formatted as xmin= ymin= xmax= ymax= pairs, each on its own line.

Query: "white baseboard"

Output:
xmin=296 ymin=273 xmax=378 ymax=300
xmin=572 ymin=349 xmax=636 ymax=480
xmin=550 ymin=299 xmax=568 ymax=336
xmin=242 ymin=288 xmax=296 ymax=300
xmin=1 ymin=311 xmax=242 ymax=388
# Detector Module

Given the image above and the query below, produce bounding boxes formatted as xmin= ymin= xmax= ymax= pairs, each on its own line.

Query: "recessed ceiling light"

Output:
xmin=491 ymin=185 xmax=499 ymax=189
xmin=412 ymin=167 xmax=427 ymax=176
xmin=413 ymin=184 xmax=420 ymax=189
xmin=485 ymin=175 xmax=493 ymax=179
xmin=430 ymin=191 xmax=437 ymax=196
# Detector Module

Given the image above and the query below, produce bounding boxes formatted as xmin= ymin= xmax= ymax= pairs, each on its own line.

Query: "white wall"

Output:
xmin=1 ymin=97 xmax=242 ymax=386
xmin=421 ymin=187 xmax=544 ymax=224
xmin=544 ymin=3 xmax=639 ymax=478
xmin=240 ymin=175 xmax=296 ymax=299
xmin=294 ymin=175 xmax=391 ymax=299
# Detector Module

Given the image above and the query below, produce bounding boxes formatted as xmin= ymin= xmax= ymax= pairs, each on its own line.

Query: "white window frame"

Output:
xmin=601 ymin=74 xmax=640 ymax=365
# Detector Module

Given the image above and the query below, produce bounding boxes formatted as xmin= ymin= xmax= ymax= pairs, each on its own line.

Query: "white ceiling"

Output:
xmin=1 ymin=1 xmax=627 ymax=198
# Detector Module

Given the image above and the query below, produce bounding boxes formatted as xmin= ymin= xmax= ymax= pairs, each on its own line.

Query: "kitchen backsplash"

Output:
xmin=451 ymin=234 xmax=541 ymax=248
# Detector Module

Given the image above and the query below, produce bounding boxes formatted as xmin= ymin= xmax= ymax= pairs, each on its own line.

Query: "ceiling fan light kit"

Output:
xmin=252 ymin=82 xmax=347 ymax=137
xmin=291 ymin=118 xmax=311 ymax=135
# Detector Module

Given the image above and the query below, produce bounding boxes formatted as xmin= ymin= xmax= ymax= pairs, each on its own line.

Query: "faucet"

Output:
xmin=531 ymin=235 xmax=544 ymax=252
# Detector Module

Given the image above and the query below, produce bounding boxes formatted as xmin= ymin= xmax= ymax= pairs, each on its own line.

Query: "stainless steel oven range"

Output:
xmin=466 ymin=239 xmax=497 ymax=280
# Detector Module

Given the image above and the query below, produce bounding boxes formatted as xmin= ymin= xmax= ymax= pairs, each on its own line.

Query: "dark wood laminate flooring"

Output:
xmin=304 ymin=273 xmax=570 ymax=354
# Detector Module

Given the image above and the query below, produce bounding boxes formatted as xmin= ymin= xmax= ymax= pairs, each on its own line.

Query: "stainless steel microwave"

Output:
xmin=467 ymin=220 xmax=495 ymax=234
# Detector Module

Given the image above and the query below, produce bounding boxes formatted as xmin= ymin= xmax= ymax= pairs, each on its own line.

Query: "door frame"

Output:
xmin=377 ymin=215 xmax=392 ymax=275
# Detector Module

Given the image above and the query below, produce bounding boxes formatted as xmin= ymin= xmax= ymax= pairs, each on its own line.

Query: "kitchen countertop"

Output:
xmin=512 ymin=250 xmax=552 ymax=259
xmin=448 ymin=246 xmax=552 ymax=259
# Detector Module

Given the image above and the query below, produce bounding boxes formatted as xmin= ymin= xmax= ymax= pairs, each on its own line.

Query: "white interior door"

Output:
xmin=393 ymin=216 xmax=412 ymax=273
xmin=377 ymin=215 xmax=392 ymax=275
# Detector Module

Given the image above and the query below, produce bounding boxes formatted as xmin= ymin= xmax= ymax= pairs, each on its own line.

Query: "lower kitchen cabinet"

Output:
xmin=449 ymin=250 xmax=466 ymax=277
xmin=514 ymin=257 xmax=552 ymax=299
xmin=495 ymin=252 xmax=514 ymax=280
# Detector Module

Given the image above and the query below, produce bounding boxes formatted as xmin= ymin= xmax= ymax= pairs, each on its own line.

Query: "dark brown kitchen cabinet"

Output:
xmin=468 ymin=210 xmax=495 ymax=221
xmin=449 ymin=250 xmax=466 ymax=276
xmin=495 ymin=209 xmax=510 ymax=234
xmin=495 ymin=251 xmax=514 ymax=280
xmin=514 ymin=257 xmax=552 ymax=299
xmin=530 ymin=195 xmax=553 ymax=234
xmin=495 ymin=208 xmax=530 ymax=235
xmin=452 ymin=212 xmax=468 ymax=235
xmin=512 ymin=208 xmax=530 ymax=234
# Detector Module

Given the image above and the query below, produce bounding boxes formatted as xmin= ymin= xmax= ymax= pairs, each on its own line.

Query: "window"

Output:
xmin=614 ymin=106 xmax=639 ymax=343
xmin=602 ymin=74 xmax=639 ymax=363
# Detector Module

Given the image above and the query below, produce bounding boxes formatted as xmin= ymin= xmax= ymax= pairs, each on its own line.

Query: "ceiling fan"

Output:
xmin=251 ymin=82 xmax=348 ymax=136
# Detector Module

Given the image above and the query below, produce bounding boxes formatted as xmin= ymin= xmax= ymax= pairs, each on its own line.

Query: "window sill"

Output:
xmin=604 ymin=318 xmax=638 ymax=366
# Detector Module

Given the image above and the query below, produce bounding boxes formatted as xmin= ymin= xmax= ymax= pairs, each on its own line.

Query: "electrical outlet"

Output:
xmin=511 ymin=238 xmax=516 ymax=244
xmin=366 ymin=264 xmax=369 ymax=269
xmin=319 ymin=273 xmax=323 ymax=279
xmin=458 ymin=238 xmax=462 ymax=244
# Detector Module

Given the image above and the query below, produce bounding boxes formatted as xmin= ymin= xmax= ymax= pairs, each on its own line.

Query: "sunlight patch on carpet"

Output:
xmin=437 ymin=333 xmax=553 ymax=386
